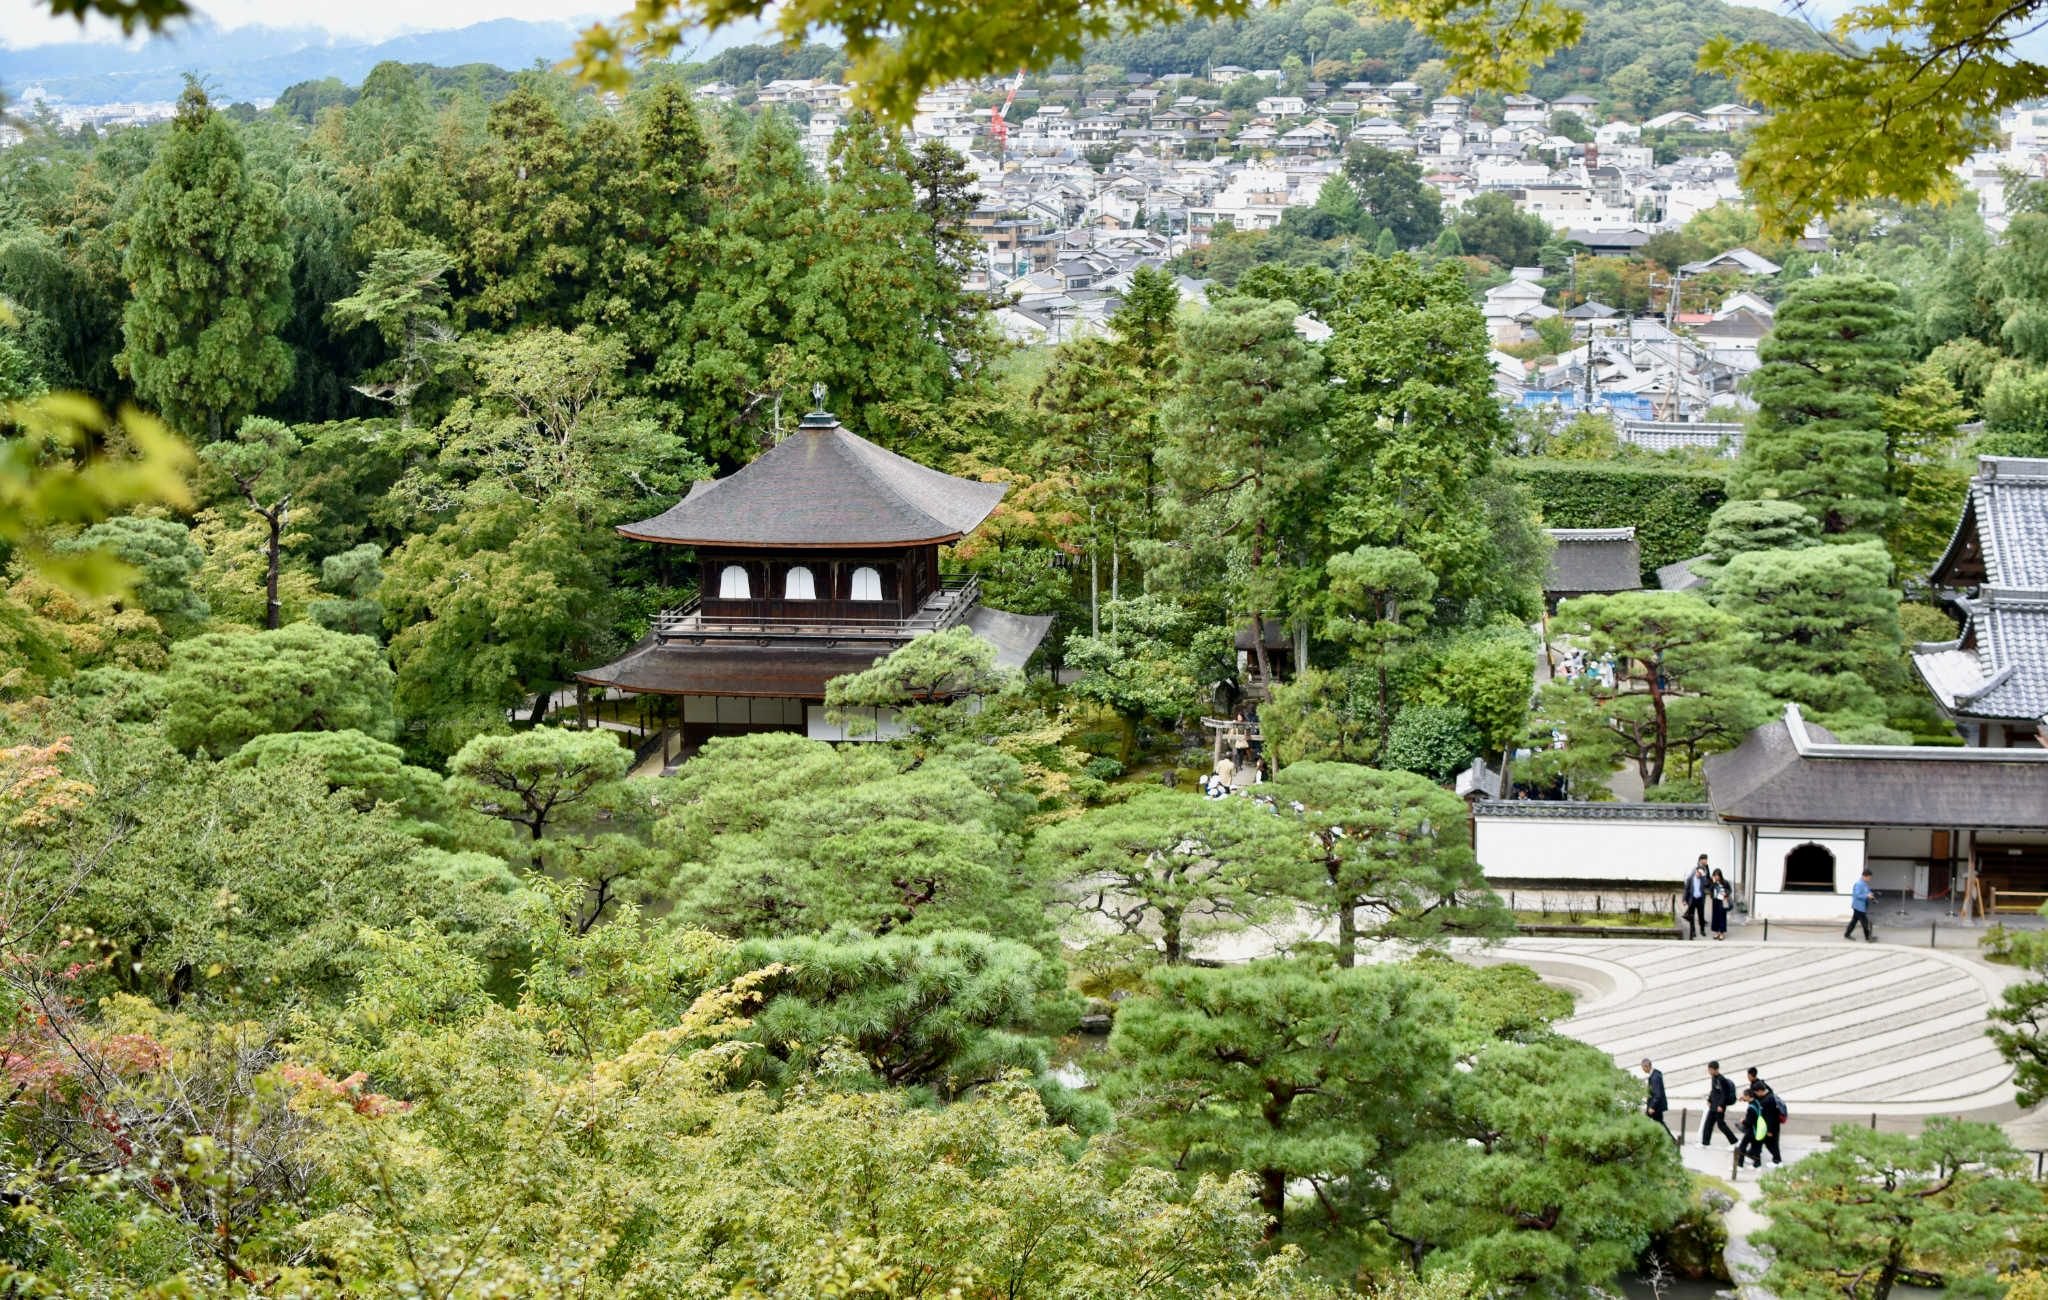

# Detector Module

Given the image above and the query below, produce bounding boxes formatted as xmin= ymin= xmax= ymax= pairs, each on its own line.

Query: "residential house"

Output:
xmin=1550 ymin=93 xmax=1598 ymax=119
xmin=1256 ymin=95 xmax=1308 ymax=118
xmin=1702 ymin=103 xmax=1763 ymax=132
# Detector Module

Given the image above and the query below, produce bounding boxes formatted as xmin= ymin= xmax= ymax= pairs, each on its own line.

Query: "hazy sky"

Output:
xmin=0 ymin=0 xmax=1844 ymax=51
xmin=0 ymin=0 xmax=605 ymax=46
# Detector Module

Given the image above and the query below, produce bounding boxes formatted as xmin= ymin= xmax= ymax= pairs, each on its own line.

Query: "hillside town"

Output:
xmin=677 ymin=70 xmax=2048 ymax=423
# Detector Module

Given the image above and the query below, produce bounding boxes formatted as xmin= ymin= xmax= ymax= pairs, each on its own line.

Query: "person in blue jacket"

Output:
xmin=1845 ymin=866 xmax=1875 ymax=942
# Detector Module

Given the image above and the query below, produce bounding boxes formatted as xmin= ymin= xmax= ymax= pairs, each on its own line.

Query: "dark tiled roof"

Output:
xmin=620 ymin=412 xmax=1008 ymax=548
xmin=1913 ymin=589 xmax=2048 ymax=721
xmin=1545 ymin=527 xmax=1642 ymax=595
xmin=1703 ymin=706 xmax=2048 ymax=828
xmin=1920 ymin=456 xmax=2048 ymax=721
xmin=1932 ymin=455 xmax=2048 ymax=589
xmin=576 ymin=609 xmax=1052 ymax=697
xmin=1471 ymin=800 xmax=1716 ymax=821
xmin=577 ymin=637 xmax=893 ymax=698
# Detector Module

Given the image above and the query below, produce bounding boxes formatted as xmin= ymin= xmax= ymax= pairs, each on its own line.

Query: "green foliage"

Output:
xmin=1708 ymin=2 xmax=2048 ymax=236
xmin=1988 ymin=921 xmax=2048 ymax=1108
xmin=1261 ymin=667 xmax=1380 ymax=766
xmin=1512 ymin=459 xmax=1727 ymax=578
xmin=1387 ymin=1037 xmax=1689 ymax=1289
xmin=1034 ymin=788 xmax=1304 ymax=965
xmin=1105 ymin=958 xmax=1457 ymax=1235
xmin=229 ymin=728 xmax=445 ymax=824
xmin=574 ymin=0 xmax=1583 ymax=122
xmin=1322 ymin=256 xmax=1538 ymax=624
xmin=5 ymin=724 xmax=517 ymax=1012
xmin=1539 ymin=591 xmax=1770 ymax=786
xmin=1451 ymin=192 xmax=1552 ymax=268
xmin=1700 ymin=497 xmax=1820 ymax=573
xmin=1382 ymin=703 xmax=1480 ymax=782
xmin=54 ymin=514 xmax=208 ymax=635
xmin=160 ymin=623 xmax=395 ymax=755
xmin=1732 ymin=274 xmax=1912 ymax=538
xmin=447 ymin=725 xmax=632 ymax=843
xmin=1755 ymin=1119 xmax=2043 ymax=1300
xmin=1713 ymin=540 xmax=1911 ymax=740
xmin=722 ymin=930 xmax=1086 ymax=1109
xmin=1343 ymin=147 xmax=1442 ymax=250
xmin=1064 ymin=595 xmax=1220 ymax=725
xmin=1411 ymin=624 xmax=1538 ymax=755
xmin=656 ymin=734 xmax=1050 ymax=947
xmin=1264 ymin=761 xmax=1509 ymax=963
xmin=825 ymin=625 xmax=1015 ymax=736
xmin=1157 ymin=296 xmax=1327 ymax=671
xmin=116 ymin=83 xmax=293 ymax=440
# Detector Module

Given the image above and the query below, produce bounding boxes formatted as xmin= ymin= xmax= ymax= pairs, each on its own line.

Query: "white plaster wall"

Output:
xmin=1753 ymin=828 xmax=1866 ymax=891
xmin=805 ymin=704 xmax=908 ymax=742
xmin=1865 ymin=827 xmax=1937 ymax=894
xmin=1752 ymin=827 xmax=1867 ymax=920
xmin=1474 ymin=816 xmax=1736 ymax=885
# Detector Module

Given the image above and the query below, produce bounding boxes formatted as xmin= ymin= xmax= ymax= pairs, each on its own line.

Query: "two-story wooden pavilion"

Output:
xmin=576 ymin=407 xmax=1051 ymax=757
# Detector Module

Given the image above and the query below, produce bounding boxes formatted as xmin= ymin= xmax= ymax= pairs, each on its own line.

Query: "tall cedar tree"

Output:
xmin=610 ymin=79 xmax=715 ymax=436
xmin=1321 ymin=255 xmax=1534 ymax=625
xmin=452 ymin=85 xmax=601 ymax=330
xmin=1158 ymin=295 xmax=1327 ymax=685
xmin=1732 ymin=273 xmax=1911 ymax=537
xmin=117 ymin=82 xmax=293 ymax=439
xmin=817 ymin=113 xmax=963 ymax=441
xmin=678 ymin=111 xmax=830 ymax=458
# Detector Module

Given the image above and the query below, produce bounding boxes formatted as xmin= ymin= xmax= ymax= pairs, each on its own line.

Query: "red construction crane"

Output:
xmin=990 ymin=70 xmax=1025 ymax=154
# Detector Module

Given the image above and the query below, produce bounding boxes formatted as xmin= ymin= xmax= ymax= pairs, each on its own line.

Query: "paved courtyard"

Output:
xmin=1486 ymin=937 xmax=2029 ymax=1127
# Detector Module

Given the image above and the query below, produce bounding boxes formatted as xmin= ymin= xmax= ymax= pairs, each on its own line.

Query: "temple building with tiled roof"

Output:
xmin=1914 ymin=455 xmax=2048 ymax=748
xmin=577 ymin=407 xmax=1051 ymax=757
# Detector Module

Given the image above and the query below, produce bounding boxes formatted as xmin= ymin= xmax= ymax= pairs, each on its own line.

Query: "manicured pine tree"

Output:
xmin=1730 ymin=272 xmax=1911 ymax=537
xmin=117 ymin=81 xmax=293 ymax=440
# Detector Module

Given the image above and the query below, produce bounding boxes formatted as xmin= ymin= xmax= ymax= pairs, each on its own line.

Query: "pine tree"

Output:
xmin=1731 ymin=273 xmax=1911 ymax=537
xmin=117 ymin=81 xmax=293 ymax=440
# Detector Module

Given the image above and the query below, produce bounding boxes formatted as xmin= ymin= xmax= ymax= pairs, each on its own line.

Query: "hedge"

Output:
xmin=1511 ymin=459 xmax=1728 ymax=581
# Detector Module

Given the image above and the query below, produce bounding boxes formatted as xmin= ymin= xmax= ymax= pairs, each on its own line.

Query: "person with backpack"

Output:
xmin=1737 ymin=1084 xmax=1783 ymax=1169
xmin=1701 ymin=1060 xmax=1738 ymax=1146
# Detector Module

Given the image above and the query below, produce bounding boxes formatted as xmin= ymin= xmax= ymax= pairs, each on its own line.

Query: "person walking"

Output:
xmin=1682 ymin=857 xmax=1710 ymax=939
xmin=1845 ymin=866 xmax=1876 ymax=942
xmin=1640 ymin=1058 xmax=1673 ymax=1140
xmin=1737 ymin=1083 xmax=1783 ymax=1168
xmin=1709 ymin=868 xmax=1732 ymax=940
xmin=1701 ymin=1060 xmax=1738 ymax=1147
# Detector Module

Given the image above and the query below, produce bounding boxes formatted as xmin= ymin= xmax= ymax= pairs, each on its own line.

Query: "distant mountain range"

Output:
xmin=0 ymin=16 xmax=770 ymax=106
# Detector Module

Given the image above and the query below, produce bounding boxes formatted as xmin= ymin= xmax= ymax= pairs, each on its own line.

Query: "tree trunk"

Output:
xmin=1375 ymin=662 xmax=1392 ymax=755
xmin=1647 ymin=658 xmax=1668 ymax=787
xmin=1088 ymin=503 xmax=1101 ymax=637
xmin=1336 ymin=899 xmax=1358 ymax=969
xmin=1249 ymin=438 xmax=1274 ymax=688
xmin=1258 ymin=1167 xmax=1286 ymax=1239
xmin=527 ymin=681 xmax=553 ymax=728
xmin=262 ymin=506 xmax=285 ymax=631
xmin=1160 ymin=903 xmax=1184 ymax=965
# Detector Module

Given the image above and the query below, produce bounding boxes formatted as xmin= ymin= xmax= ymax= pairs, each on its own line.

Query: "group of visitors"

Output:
xmin=1641 ymin=1059 xmax=1787 ymax=1173
xmin=1554 ymin=647 xmax=1616 ymax=688
xmin=1679 ymin=856 xmax=1735 ymax=940
xmin=1684 ymin=856 xmax=1880 ymax=943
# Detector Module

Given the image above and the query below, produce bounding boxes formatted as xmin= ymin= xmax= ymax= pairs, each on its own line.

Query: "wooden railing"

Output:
xmin=654 ymin=575 xmax=980 ymax=642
